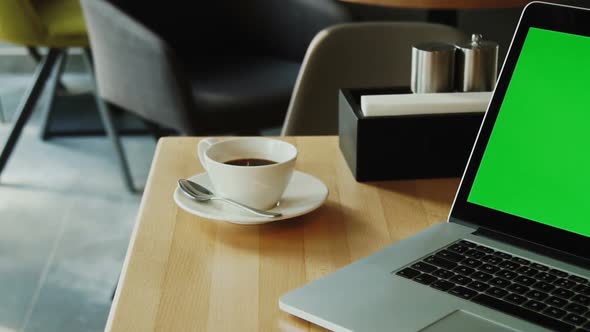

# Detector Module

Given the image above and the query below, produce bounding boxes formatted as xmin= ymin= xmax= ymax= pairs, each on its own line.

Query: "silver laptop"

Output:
xmin=280 ymin=2 xmax=590 ymax=331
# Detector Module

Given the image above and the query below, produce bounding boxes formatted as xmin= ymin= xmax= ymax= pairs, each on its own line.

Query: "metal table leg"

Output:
xmin=38 ymin=50 xmax=67 ymax=140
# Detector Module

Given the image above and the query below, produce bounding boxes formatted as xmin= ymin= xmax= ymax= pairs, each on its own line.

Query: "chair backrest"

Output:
xmin=281 ymin=22 xmax=467 ymax=135
xmin=80 ymin=0 xmax=199 ymax=135
xmin=0 ymin=0 xmax=45 ymax=46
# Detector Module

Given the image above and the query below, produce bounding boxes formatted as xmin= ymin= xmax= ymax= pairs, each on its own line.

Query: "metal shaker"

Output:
xmin=456 ymin=34 xmax=499 ymax=92
xmin=411 ymin=42 xmax=456 ymax=93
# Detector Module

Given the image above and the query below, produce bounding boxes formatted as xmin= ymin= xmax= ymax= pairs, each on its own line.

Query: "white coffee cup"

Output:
xmin=197 ymin=137 xmax=297 ymax=210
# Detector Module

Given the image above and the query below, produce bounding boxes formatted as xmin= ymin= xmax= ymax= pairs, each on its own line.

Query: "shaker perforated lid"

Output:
xmin=456 ymin=34 xmax=498 ymax=51
xmin=413 ymin=41 xmax=457 ymax=52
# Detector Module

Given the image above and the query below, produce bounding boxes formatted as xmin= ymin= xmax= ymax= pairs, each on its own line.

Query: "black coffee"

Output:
xmin=224 ymin=158 xmax=277 ymax=167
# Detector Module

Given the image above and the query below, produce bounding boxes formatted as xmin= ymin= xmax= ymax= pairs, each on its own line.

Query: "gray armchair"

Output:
xmin=82 ymin=0 xmax=198 ymax=135
xmin=82 ymin=0 xmax=351 ymax=136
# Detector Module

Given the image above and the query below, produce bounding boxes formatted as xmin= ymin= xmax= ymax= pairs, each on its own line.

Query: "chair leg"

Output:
xmin=82 ymin=49 xmax=137 ymax=193
xmin=38 ymin=50 xmax=68 ymax=140
xmin=26 ymin=46 xmax=42 ymax=63
xmin=0 ymin=49 xmax=63 ymax=177
xmin=28 ymin=46 xmax=68 ymax=92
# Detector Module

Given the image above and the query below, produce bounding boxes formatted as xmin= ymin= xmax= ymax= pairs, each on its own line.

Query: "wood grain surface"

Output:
xmin=105 ymin=136 xmax=460 ymax=332
xmin=338 ymin=0 xmax=555 ymax=9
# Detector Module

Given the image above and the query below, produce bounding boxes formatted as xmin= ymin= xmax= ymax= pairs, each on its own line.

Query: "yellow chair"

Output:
xmin=0 ymin=0 xmax=136 ymax=191
xmin=0 ymin=0 xmax=87 ymax=47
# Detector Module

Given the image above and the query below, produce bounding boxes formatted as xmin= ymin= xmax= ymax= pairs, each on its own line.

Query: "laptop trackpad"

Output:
xmin=420 ymin=310 xmax=518 ymax=332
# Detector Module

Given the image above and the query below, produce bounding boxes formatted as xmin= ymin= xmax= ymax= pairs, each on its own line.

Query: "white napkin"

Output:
xmin=360 ymin=92 xmax=492 ymax=117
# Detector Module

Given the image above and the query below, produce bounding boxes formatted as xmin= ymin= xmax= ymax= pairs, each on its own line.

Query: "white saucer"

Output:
xmin=173 ymin=170 xmax=328 ymax=225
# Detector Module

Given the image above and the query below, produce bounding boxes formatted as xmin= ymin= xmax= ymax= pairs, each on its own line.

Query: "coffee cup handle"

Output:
xmin=197 ymin=137 xmax=222 ymax=171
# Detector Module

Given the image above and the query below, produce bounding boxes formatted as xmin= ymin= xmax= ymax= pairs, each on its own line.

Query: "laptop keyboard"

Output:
xmin=395 ymin=240 xmax=590 ymax=332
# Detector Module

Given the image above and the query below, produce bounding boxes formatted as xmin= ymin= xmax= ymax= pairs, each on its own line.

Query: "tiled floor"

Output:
xmin=0 ymin=70 xmax=281 ymax=332
xmin=0 ymin=73 xmax=155 ymax=332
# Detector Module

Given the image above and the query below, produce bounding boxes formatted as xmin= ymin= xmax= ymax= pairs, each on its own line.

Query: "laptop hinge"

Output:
xmin=473 ymin=227 xmax=590 ymax=270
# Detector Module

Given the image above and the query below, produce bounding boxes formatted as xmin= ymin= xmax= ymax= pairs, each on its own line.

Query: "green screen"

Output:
xmin=468 ymin=27 xmax=590 ymax=238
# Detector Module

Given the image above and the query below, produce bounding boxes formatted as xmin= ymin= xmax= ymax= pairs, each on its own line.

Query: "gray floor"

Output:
xmin=0 ymin=73 xmax=155 ymax=332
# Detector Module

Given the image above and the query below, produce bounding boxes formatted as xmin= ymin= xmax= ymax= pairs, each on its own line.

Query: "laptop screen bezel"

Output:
xmin=450 ymin=2 xmax=590 ymax=260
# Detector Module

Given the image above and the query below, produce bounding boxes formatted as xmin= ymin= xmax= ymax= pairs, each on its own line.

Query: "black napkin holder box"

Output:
xmin=339 ymin=87 xmax=485 ymax=181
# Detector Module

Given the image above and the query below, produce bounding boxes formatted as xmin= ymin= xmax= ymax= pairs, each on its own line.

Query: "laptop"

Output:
xmin=279 ymin=2 xmax=590 ymax=331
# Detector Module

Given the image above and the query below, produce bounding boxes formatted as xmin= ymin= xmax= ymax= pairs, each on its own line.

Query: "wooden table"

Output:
xmin=106 ymin=136 xmax=460 ymax=332
xmin=339 ymin=0 xmax=560 ymax=26
xmin=339 ymin=0 xmax=537 ymax=9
